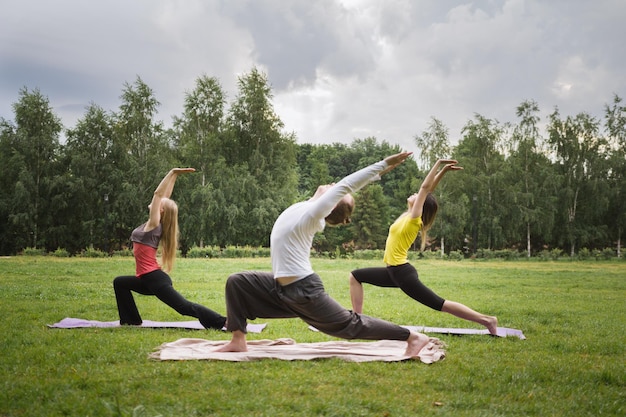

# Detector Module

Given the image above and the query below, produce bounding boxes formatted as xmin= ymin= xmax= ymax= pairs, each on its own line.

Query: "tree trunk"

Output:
xmin=526 ymin=222 xmax=531 ymax=258
xmin=441 ymin=236 xmax=445 ymax=259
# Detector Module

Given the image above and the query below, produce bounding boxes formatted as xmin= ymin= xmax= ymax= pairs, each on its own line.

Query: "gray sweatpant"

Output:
xmin=223 ymin=271 xmax=410 ymax=341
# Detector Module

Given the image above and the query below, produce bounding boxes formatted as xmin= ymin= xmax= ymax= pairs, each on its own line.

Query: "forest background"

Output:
xmin=1 ymin=67 xmax=625 ymax=258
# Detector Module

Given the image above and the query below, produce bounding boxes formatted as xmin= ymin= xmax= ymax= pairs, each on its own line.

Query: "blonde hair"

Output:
xmin=419 ymin=193 xmax=438 ymax=251
xmin=159 ymin=198 xmax=179 ymax=272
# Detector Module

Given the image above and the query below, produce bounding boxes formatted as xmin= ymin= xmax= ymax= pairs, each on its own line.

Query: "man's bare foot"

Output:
xmin=485 ymin=316 xmax=498 ymax=336
xmin=215 ymin=341 xmax=247 ymax=352
xmin=214 ymin=330 xmax=248 ymax=352
xmin=404 ymin=331 xmax=430 ymax=357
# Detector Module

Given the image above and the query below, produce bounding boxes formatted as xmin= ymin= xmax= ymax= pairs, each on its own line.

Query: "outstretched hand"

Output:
xmin=380 ymin=152 xmax=413 ymax=176
xmin=437 ymin=159 xmax=463 ymax=172
xmin=172 ymin=168 xmax=196 ymax=175
xmin=419 ymin=158 xmax=463 ymax=194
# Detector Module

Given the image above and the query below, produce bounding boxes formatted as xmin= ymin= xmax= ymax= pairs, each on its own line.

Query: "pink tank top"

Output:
xmin=132 ymin=243 xmax=160 ymax=277
xmin=130 ymin=223 xmax=162 ymax=277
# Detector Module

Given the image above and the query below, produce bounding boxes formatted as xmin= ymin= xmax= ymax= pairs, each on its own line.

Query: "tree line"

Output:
xmin=0 ymin=67 xmax=624 ymax=258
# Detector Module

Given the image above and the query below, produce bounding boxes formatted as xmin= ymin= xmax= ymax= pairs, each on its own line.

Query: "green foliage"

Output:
xmin=0 ymin=88 xmax=63 ymax=253
xmin=351 ymin=249 xmax=384 ymax=260
xmin=475 ymin=248 xmax=523 ymax=260
xmin=51 ymin=247 xmax=70 ymax=257
xmin=112 ymin=249 xmax=133 ymax=257
xmin=64 ymin=103 xmax=117 ymax=253
xmin=352 ymin=184 xmax=390 ymax=249
xmin=80 ymin=247 xmax=109 ymax=258
xmin=447 ymin=249 xmax=464 ymax=260
xmin=547 ymin=109 xmax=609 ymax=256
xmin=21 ymin=246 xmax=46 ymax=256
xmin=222 ymin=245 xmax=264 ymax=258
xmin=187 ymin=245 xmax=223 ymax=258
xmin=453 ymin=114 xmax=508 ymax=251
xmin=537 ymin=248 xmax=565 ymax=261
xmin=578 ymin=247 xmax=618 ymax=261
xmin=186 ymin=245 xmax=271 ymax=258
xmin=0 ymin=75 xmax=624 ymax=260
xmin=414 ymin=116 xmax=451 ymax=170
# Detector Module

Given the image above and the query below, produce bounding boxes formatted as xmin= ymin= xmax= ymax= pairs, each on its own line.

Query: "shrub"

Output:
xmin=253 ymin=247 xmax=271 ymax=258
xmin=80 ymin=247 xmax=108 ymax=258
xmin=578 ymin=248 xmax=592 ymax=260
xmin=22 ymin=247 xmax=46 ymax=256
xmin=352 ymin=249 xmax=384 ymax=260
xmin=476 ymin=248 xmax=495 ymax=259
xmin=537 ymin=250 xmax=551 ymax=261
xmin=187 ymin=246 xmax=222 ymax=258
xmin=495 ymin=249 xmax=521 ymax=260
xmin=447 ymin=250 xmax=464 ymax=261
xmin=538 ymin=248 xmax=564 ymax=261
xmin=112 ymin=249 xmax=133 ymax=257
xmin=600 ymin=248 xmax=615 ymax=260
xmin=414 ymin=251 xmax=435 ymax=260
xmin=51 ymin=247 xmax=70 ymax=257
xmin=223 ymin=245 xmax=251 ymax=258
xmin=187 ymin=245 xmax=270 ymax=258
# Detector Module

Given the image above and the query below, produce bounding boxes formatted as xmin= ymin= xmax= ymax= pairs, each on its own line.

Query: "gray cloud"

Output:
xmin=1 ymin=0 xmax=624 ymax=155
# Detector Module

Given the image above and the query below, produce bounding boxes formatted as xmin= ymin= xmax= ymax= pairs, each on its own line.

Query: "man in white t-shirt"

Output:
xmin=216 ymin=152 xmax=431 ymax=357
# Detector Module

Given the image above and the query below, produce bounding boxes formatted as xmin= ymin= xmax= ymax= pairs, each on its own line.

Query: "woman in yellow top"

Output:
xmin=349 ymin=159 xmax=498 ymax=335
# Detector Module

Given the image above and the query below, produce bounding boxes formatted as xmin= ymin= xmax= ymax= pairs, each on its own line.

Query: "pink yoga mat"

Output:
xmin=47 ymin=317 xmax=267 ymax=333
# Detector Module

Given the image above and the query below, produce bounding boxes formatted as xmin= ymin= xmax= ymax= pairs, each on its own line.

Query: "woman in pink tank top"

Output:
xmin=113 ymin=168 xmax=226 ymax=329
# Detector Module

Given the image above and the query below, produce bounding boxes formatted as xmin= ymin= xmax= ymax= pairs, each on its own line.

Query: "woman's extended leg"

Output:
xmin=143 ymin=270 xmax=226 ymax=329
xmin=441 ymin=300 xmax=498 ymax=335
xmin=388 ymin=264 xmax=498 ymax=333
xmin=154 ymin=284 xmax=226 ymax=330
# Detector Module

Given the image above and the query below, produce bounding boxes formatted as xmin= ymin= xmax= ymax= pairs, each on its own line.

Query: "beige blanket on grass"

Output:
xmin=150 ymin=337 xmax=446 ymax=364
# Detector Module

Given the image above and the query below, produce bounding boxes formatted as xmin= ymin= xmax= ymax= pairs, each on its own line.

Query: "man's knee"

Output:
xmin=225 ymin=272 xmax=246 ymax=293
xmin=226 ymin=272 xmax=243 ymax=284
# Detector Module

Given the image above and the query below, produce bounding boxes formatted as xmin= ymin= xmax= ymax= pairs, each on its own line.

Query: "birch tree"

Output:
xmin=547 ymin=109 xmax=608 ymax=256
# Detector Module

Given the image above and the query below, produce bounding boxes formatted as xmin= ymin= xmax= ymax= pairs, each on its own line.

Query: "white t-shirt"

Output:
xmin=270 ymin=160 xmax=388 ymax=281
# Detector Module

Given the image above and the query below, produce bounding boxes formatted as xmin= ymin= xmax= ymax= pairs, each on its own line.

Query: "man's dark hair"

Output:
xmin=325 ymin=199 xmax=354 ymax=226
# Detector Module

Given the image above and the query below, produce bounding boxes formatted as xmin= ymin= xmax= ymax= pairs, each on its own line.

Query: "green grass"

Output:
xmin=1 ymin=257 xmax=624 ymax=416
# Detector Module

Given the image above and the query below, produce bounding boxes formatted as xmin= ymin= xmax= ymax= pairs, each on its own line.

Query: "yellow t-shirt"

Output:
xmin=383 ymin=214 xmax=423 ymax=266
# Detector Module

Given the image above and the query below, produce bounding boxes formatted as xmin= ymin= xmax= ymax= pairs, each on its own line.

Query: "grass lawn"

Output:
xmin=0 ymin=256 xmax=624 ymax=416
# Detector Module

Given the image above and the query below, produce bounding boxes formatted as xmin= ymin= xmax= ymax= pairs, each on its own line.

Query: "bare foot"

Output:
xmin=214 ymin=330 xmax=248 ymax=352
xmin=215 ymin=340 xmax=247 ymax=352
xmin=485 ymin=316 xmax=498 ymax=336
xmin=404 ymin=331 xmax=430 ymax=357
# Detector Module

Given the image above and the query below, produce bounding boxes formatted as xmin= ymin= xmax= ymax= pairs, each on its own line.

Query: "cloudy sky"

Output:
xmin=1 ymin=0 xmax=624 ymax=154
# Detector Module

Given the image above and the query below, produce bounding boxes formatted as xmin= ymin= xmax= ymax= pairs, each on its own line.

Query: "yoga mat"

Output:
xmin=150 ymin=337 xmax=446 ymax=364
xmin=402 ymin=325 xmax=526 ymax=339
xmin=309 ymin=324 xmax=526 ymax=339
xmin=47 ymin=317 xmax=267 ymax=333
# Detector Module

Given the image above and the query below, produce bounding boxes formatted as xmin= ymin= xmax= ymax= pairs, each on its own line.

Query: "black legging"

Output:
xmin=351 ymin=263 xmax=445 ymax=311
xmin=113 ymin=269 xmax=226 ymax=329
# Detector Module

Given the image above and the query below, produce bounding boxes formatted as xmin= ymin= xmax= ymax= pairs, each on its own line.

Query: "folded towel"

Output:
xmin=47 ymin=317 xmax=266 ymax=333
xmin=149 ymin=337 xmax=446 ymax=364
